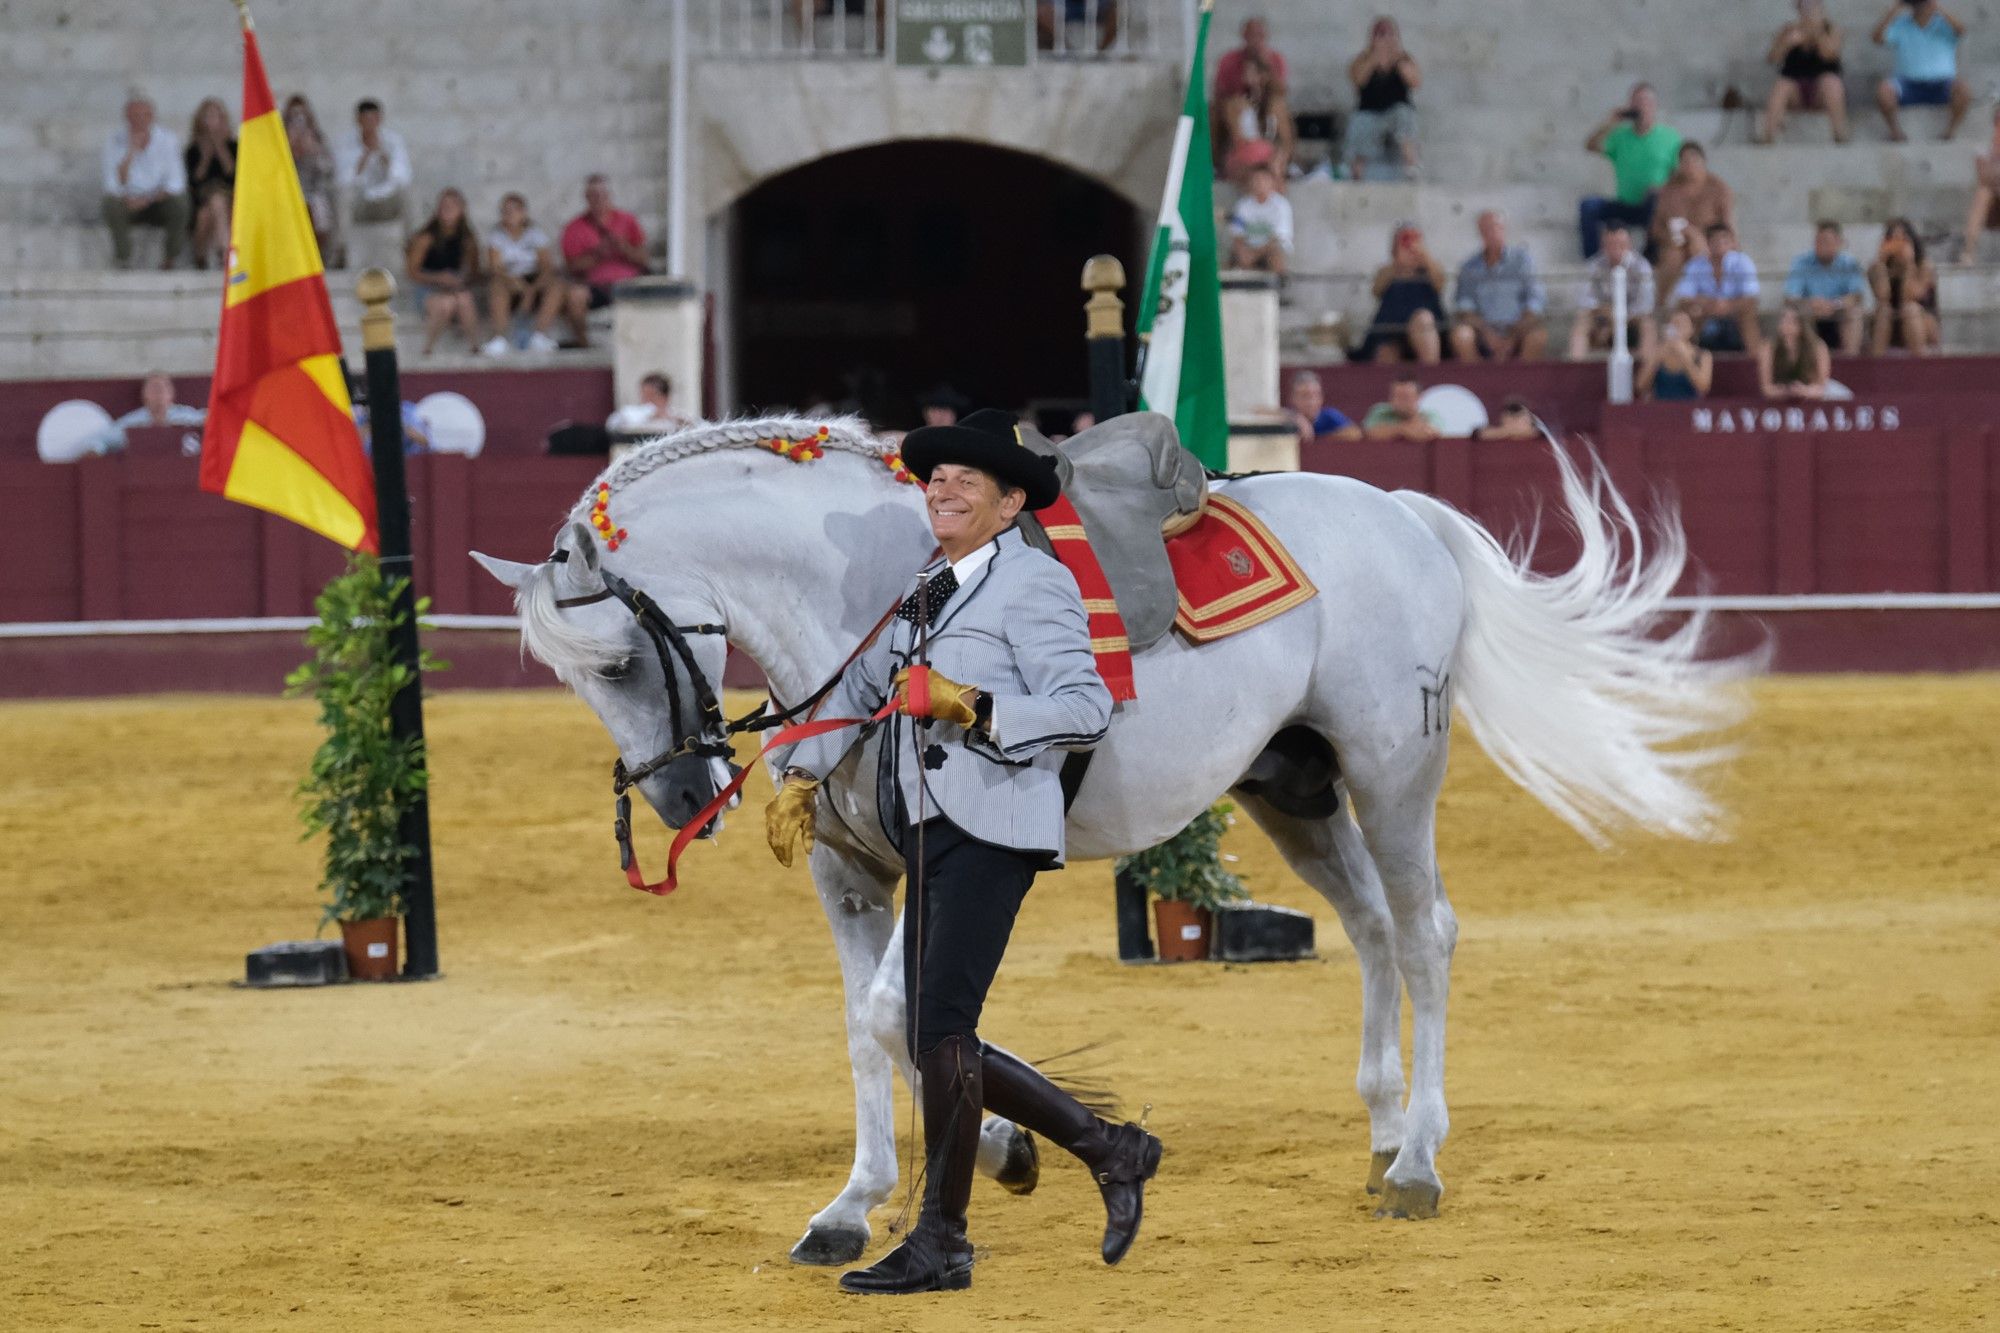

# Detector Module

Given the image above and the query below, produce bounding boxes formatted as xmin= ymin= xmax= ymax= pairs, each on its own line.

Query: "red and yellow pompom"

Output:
xmin=881 ymin=449 xmax=920 ymax=486
xmin=589 ymin=483 xmax=628 ymax=551
xmin=763 ymin=424 xmax=830 ymax=463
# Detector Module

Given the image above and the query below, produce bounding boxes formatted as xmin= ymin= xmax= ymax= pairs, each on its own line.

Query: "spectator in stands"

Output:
xmin=919 ymin=384 xmax=969 ymax=426
xmin=1355 ymin=224 xmax=1446 ymax=363
xmin=607 ymin=372 xmax=693 ymax=434
xmin=1451 ymin=210 xmax=1548 ymax=361
xmin=1474 ymin=396 xmax=1540 ymax=440
xmin=1650 ymin=142 xmax=1736 ymax=299
xmin=1869 ymin=216 xmax=1942 ymax=353
xmin=1220 ymin=54 xmax=1295 ymax=187
xmin=1363 ymin=376 xmax=1442 ymax=439
xmin=101 ymin=89 xmax=189 ymax=270
xmin=1763 ymin=0 xmax=1850 ymax=144
xmin=1581 ymin=83 xmax=1682 ymax=259
xmin=1568 ymin=222 xmax=1657 ymax=361
xmin=1228 ymin=164 xmax=1293 ymax=275
xmin=406 ymin=188 xmax=482 ymax=356
xmin=283 ymin=95 xmax=341 ymax=267
xmin=183 ymin=98 xmax=236 ymax=272
xmin=1672 ymin=222 xmax=1762 ymax=354
xmin=1957 ymin=105 xmax=2000 ymax=262
xmin=1759 ymin=305 xmax=1833 ymax=398
xmin=562 ymin=174 xmax=651 ymax=307
xmin=1344 ymin=16 xmax=1422 ymax=181
xmin=1214 ymin=17 xmax=1290 ymax=102
xmin=1638 ymin=311 xmax=1715 ymax=400
xmin=84 ymin=371 xmax=207 ymax=454
xmin=1287 ymin=370 xmax=1359 ymax=443
xmin=1784 ymin=221 xmax=1867 ymax=352
xmin=484 ymin=193 xmax=590 ymax=355
xmin=335 ymin=98 xmax=413 ymax=268
xmin=354 ymin=398 xmax=432 ymax=454
xmin=1873 ymin=0 xmax=1970 ymax=142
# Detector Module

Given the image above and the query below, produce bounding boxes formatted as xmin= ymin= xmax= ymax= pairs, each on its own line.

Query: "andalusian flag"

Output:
xmin=199 ymin=10 xmax=377 ymax=552
xmin=1135 ymin=0 xmax=1227 ymax=470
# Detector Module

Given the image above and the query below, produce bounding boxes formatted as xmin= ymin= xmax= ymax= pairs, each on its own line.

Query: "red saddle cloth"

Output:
xmin=1165 ymin=493 xmax=1318 ymax=643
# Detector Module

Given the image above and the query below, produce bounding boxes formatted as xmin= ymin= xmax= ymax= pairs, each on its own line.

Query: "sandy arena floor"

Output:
xmin=2 ymin=678 xmax=1997 ymax=1331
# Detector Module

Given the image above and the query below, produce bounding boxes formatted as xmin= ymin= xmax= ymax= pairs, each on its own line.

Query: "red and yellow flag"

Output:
xmin=199 ymin=16 xmax=378 ymax=552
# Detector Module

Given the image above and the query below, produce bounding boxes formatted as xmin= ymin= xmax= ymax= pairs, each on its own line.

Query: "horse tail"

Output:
xmin=1391 ymin=435 xmax=1763 ymax=847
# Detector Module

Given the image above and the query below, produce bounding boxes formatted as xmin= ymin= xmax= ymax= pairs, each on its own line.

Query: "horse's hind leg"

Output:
xmin=1234 ymin=786 xmax=1407 ymax=1197
xmin=1342 ymin=742 xmax=1457 ymax=1220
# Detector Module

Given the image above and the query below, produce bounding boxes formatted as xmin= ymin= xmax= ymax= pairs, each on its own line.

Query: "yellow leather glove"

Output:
xmin=891 ymin=665 xmax=980 ymax=728
xmin=765 ymin=773 xmax=819 ymax=868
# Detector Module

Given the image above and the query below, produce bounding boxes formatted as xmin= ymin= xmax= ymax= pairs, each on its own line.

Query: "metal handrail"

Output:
xmin=684 ymin=0 xmax=1183 ymax=60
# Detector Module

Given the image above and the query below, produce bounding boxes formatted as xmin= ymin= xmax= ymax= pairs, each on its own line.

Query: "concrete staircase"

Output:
xmin=0 ymin=0 xmax=671 ymax=278
xmin=0 ymin=271 xmax=613 ymax=376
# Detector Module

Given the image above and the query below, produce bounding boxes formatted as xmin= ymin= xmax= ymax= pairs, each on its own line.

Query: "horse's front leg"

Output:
xmin=790 ymin=842 xmax=901 ymax=1265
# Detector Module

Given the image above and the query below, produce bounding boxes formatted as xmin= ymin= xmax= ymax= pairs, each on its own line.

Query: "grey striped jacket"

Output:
xmin=784 ymin=526 xmax=1113 ymax=865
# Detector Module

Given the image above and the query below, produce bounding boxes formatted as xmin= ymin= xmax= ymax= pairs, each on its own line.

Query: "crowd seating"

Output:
xmin=4 ymin=0 xmax=1999 ymax=377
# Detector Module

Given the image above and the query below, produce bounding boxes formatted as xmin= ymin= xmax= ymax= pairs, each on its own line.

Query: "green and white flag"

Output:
xmin=1136 ymin=0 xmax=1227 ymax=470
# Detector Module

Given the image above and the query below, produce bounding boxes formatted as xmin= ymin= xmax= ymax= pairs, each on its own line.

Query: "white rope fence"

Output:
xmin=1 ymin=594 xmax=1995 ymax=640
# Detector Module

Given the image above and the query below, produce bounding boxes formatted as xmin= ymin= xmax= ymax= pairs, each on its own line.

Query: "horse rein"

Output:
xmin=544 ymin=547 xmax=905 ymax=881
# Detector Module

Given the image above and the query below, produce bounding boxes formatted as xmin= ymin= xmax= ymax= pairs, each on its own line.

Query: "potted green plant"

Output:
xmin=285 ymin=553 xmax=441 ymax=982
xmin=1115 ymin=802 xmax=1250 ymax=962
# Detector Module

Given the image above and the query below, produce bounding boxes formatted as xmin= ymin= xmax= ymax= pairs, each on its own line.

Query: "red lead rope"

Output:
xmin=623 ymin=665 xmax=940 ymax=895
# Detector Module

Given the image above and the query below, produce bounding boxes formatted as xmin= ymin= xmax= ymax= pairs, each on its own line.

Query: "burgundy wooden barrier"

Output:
xmin=0 ymin=452 xmax=607 ymax=623
xmin=1299 ymin=399 xmax=1997 ymax=599
xmin=4 ymin=417 xmax=1996 ymax=690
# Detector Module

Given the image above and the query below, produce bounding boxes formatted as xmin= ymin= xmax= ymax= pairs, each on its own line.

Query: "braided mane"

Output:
xmin=570 ymin=414 xmax=891 ymax=519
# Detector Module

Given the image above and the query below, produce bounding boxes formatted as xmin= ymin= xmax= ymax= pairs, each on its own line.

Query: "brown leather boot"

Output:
xmin=981 ymin=1043 xmax=1163 ymax=1266
xmin=839 ymin=1034 xmax=981 ymax=1294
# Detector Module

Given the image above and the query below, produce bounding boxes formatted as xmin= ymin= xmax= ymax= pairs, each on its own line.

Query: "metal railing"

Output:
xmin=685 ymin=0 xmax=1189 ymax=61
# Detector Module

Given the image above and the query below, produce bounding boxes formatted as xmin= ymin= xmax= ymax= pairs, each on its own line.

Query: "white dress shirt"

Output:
xmin=101 ymin=125 xmax=186 ymax=198
xmin=333 ymin=126 xmax=413 ymax=201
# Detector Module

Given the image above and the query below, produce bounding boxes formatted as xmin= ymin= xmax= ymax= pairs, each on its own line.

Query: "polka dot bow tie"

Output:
xmin=896 ymin=567 xmax=959 ymax=627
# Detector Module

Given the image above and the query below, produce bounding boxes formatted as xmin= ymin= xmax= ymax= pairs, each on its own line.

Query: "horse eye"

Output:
xmin=599 ymin=657 xmax=634 ymax=682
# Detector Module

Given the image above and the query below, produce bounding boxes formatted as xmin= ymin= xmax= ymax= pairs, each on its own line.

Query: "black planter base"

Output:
xmin=243 ymin=939 xmax=347 ymax=988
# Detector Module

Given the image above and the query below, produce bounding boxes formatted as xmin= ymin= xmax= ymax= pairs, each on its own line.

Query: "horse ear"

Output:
xmin=567 ymin=521 xmax=602 ymax=571
xmin=469 ymin=550 xmax=536 ymax=589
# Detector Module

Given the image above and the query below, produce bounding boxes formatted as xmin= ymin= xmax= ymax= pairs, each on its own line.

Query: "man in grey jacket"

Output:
xmin=767 ymin=408 xmax=1161 ymax=1295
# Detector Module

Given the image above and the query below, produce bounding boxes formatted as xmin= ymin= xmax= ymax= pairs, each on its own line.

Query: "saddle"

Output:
xmin=1016 ymin=412 xmax=1208 ymax=651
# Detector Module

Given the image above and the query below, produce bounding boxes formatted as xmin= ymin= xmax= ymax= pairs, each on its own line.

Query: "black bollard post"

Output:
xmin=356 ymin=269 xmax=439 ymax=980
xmin=1114 ymin=866 xmax=1155 ymax=963
xmin=1081 ymin=256 xmax=1153 ymax=961
xmin=1081 ymin=255 xmax=1130 ymax=424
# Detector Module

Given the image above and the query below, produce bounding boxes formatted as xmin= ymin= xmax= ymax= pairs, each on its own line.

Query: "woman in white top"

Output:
xmin=483 ymin=193 xmax=591 ymax=355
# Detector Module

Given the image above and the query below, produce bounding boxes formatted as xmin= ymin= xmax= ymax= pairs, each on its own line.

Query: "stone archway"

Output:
xmin=689 ymin=59 xmax=1178 ymax=420
xmin=724 ymin=138 xmax=1144 ymax=428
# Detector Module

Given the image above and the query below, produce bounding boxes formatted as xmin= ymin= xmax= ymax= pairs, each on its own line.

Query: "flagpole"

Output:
xmin=358 ymin=269 xmax=440 ymax=980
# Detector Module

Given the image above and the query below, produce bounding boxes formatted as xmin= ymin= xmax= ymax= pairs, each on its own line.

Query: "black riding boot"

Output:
xmin=839 ymin=1034 xmax=982 ymax=1295
xmin=981 ymin=1043 xmax=1163 ymax=1265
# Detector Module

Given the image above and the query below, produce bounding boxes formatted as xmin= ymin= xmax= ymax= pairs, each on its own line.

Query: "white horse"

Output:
xmin=472 ymin=414 xmax=1751 ymax=1265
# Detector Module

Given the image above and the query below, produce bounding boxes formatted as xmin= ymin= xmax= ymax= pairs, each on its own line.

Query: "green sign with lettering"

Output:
xmin=895 ymin=0 xmax=1030 ymax=67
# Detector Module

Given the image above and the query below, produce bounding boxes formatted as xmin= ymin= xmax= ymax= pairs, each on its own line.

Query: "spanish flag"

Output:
xmin=199 ymin=12 xmax=378 ymax=552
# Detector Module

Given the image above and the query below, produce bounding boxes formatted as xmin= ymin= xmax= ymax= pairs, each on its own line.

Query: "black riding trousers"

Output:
xmin=900 ymin=816 xmax=1037 ymax=1059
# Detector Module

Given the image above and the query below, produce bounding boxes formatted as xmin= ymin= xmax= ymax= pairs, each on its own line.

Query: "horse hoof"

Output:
xmin=995 ymin=1127 xmax=1040 ymax=1196
xmin=1373 ymin=1179 xmax=1442 ymax=1220
xmin=1365 ymin=1150 xmax=1397 ymax=1195
xmin=790 ymin=1225 xmax=869 ymax=1266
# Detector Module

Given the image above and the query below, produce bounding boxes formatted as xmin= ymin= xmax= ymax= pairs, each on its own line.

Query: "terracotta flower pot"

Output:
xmin=1152 ymin=900 xmax=1213 ymax=962
xmin=339 ymin=917 xmax=400 ymax=981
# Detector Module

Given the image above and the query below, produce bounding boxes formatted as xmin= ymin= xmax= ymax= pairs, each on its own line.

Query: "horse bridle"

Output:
xmin=546 ymin=548 xmax=862 ymax=854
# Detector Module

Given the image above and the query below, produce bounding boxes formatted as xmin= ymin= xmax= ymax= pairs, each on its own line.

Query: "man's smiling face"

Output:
xmin=926 ymin=463 xmax=1023 ymax=556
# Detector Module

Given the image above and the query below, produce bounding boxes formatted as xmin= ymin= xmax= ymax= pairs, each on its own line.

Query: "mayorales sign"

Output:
xmin=895 ymin=0 xmax=1029 ymax=66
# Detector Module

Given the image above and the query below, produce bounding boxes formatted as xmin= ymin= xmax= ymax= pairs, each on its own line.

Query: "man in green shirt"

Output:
xmin=1580 ymin=82 xmax=1682 ymax=259
xmin=1363 ymin=376 xmax=1444 ymax=440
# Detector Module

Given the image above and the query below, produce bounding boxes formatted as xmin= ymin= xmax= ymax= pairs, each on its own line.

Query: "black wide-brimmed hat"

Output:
xmin=901 ymin=408 xmax=1062 ymax=510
